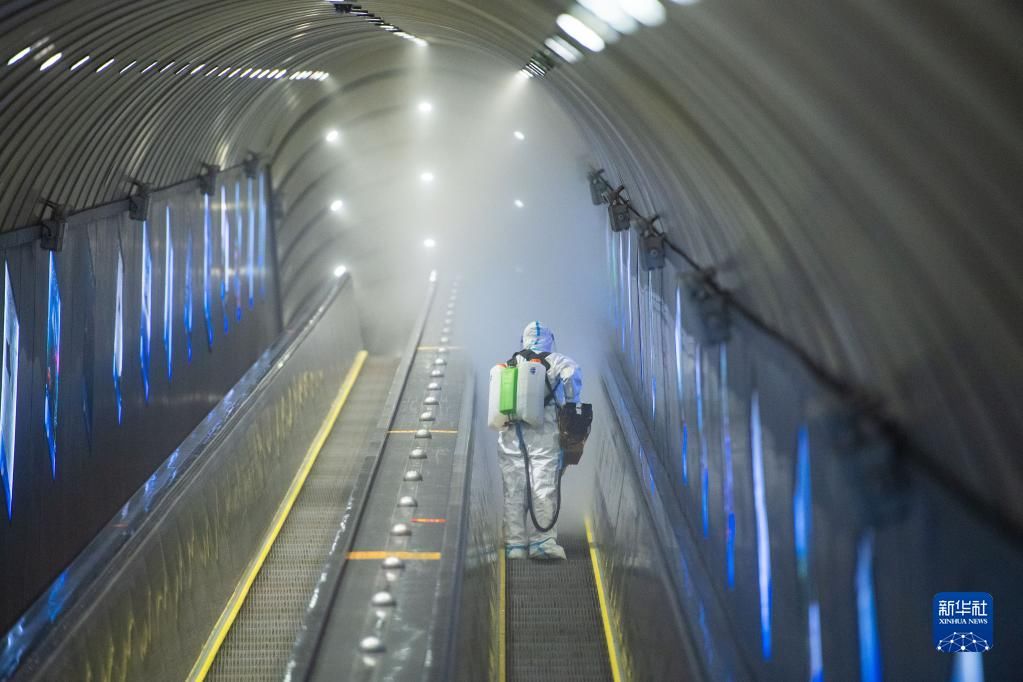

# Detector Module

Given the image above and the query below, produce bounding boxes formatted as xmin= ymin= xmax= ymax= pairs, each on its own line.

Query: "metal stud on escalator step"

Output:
xmin=420 ymin=411 xmax=435 ymax=421
xmin=436 ymin=346 xmax=448 ymax=354
xmin=434 ymin=357 xmax=447 ymax=366
xmin=424 ymin=396 xmax=439 ymax=406
xmin=440 ymin=336 xmax=449 ymax=344
xmin=398 ymin=495 xmax=418 ymax=507
xmin=360 ymin=636 xmax=385 ymax=653
xmin=404 ymin=470 xmax=423 ymax=482
xmin=442 ymin=327 xmax=451 ymax=334
xmin=431 ymin=369 xmax=444 ymax=378
xmin=382 ymin=556 xmax=405 ymax=569
xmin=410 ymin=447 xmax=427 ymax=459
xmin=427 ymin=382 xmax=441 ymax=391
xmin=390 ymin=523 xmax=412 ymax=536
xmin=415 ymin=428 xmax=432 ymax=438
xmin=371 ymin=591 xmax=396 ymax=607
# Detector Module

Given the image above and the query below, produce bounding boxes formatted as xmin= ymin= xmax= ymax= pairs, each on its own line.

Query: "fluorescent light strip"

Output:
xmin=545 ymin=36 xmax=582 ymax=63
xmin=39 ymin=52 xmax=62 ymax=71
xmin=557 ymin=14 xmax=606 ymax=52
xmin=7 ymin=47 xmax=31 ymax=66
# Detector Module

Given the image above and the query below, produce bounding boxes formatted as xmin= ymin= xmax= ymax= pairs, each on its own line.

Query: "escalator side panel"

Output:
xmin=12 ymin=281 xmax=363 ymax=682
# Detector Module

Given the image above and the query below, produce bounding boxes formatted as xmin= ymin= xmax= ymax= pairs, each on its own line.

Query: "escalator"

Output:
xmin=204 ymin=357 xmax=399 ymax=681
xmin=505 ymin=532 xmax=616 ymax=682
xmin=2 ymin=273 xmax=680 ymax=682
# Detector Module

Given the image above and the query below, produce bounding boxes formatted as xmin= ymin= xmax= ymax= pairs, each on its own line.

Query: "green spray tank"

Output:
xmin=487 ymin=359 xmax=546 ymax=429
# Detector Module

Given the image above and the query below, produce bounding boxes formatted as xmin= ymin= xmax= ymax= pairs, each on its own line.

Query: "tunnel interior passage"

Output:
xmin=1 ymin=0 xmax=1022 ymax=681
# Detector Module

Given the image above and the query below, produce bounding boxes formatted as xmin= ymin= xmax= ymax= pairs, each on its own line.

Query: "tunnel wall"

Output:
xmin=0 ymin=167 xmax=280 ymax=634
xmin=591 ymin=231 xmax=1023 ymax=680
xmin=3 ymin=278 xmax=361 ymax=681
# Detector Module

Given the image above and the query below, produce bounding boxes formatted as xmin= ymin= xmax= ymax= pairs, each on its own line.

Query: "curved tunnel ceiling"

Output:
xmin=1 ymin=1 xmax=1021 ymax=537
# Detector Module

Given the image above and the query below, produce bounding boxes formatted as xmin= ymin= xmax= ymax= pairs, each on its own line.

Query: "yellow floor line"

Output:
xmin=188 ymin=350 xmax=369 ymax=681
xmin=586 ymin=517 xmax=623 ymax=682
xmin=347 ymin=550 xmax=441 ymax=560
xmin=387 ymin=429 xmax=459 ymax=434
xmin=498 ymin=549 xmax=507 ymax=682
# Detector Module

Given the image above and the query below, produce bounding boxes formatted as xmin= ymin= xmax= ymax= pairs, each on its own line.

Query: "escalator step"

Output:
xmin=507 ymin=534 xmax=613 ymax=682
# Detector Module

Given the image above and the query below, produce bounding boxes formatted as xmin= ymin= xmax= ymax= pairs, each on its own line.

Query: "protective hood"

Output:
xmin=521 ymin=321 xmax=555 ymax=353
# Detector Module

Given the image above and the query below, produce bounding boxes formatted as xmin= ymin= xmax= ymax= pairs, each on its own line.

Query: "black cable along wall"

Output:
xmin=0 ymin=167 xmax=280 ymax=633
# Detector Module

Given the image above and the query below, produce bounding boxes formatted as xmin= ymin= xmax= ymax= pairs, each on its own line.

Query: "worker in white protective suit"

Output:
xmin=497 ymin=321 xmax=582 ymax=560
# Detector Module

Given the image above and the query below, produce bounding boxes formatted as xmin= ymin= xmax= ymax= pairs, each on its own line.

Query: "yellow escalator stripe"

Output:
xmin=586 ymin=517 xmax=623 ymax=682
xmin=498 ymin=549 xmax=507 ymax=682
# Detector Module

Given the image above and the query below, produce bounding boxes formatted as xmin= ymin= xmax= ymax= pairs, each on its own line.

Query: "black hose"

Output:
xmin=515 ymin=421 xmax=563 ymax=533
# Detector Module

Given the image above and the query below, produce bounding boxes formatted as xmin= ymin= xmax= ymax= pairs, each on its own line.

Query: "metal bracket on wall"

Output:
xmin=641 ymin=227 xmax=665 ymax=271
xmin=128 ymin=181 xmax=151 ymax=222
xmin=609 ymin=198 xmax=631 ymax=232
xmin=681 ymin=271 xmax=731 ymax=345
xmin=588 ymin=169 xmax=607 ymax=205
xmin=199 ymin=163 xmax=220 ymax=196
xmin=39 ymin=200 xmax=68 ymax=252
xmin=243 ymin=152 xmax=261 ymax=179
xmin=827 ymin=408 xmax=910 ymax=527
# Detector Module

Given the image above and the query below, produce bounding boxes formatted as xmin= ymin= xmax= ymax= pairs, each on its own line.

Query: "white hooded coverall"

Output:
xmin=497 ymin=322 xmax=582 ymax=559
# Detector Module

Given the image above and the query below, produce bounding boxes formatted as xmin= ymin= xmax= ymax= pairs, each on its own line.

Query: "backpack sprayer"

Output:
xmin=488 ymin=351 xmax=593 ymax=532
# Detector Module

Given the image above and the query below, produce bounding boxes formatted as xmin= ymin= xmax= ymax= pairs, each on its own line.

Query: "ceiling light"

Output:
xmin=545 ymin=37 xmax=581 ymax=64
xmin=160 ymin=61 xmax=176 ymax=73
xmin=96 ymin=58 xmax=115 ymax=73
xmin=141 ymin=61 xmax=158 ymax=73
xmin=191 ymin=63 xmax=205 ymax=75
xmin=580 ymin=0 xmax=639 ymax=33
xmin=39 ymin=52 xmax=62 ymax=71
xmin=557 ymin=14 xmax=606 ymax=52
xmin=514 ymin=199 xmax=524 ymax=208
xmin=330 ymin=199 xmax=344 ymax=212
xmin=7 ymin=47 xmax=31 ymax=66
xmin=414 ymin=38 xmax=428 ymax=47
xmin=423 ymin=238 xmax=437 ymax=249
xmin=334 ymin=265 xmax=347 ymax=278
xmin=620 ymin=0 xmax=667 ymax=26
xmin=516 ymin=69 xmax=533 ymax=80
xmin=513 ymin=130 xmax=525 ymax=141
xmin=120 ymin=60 xmax=138 ymax=74
xmin=418 ymin=101 xmax=433 ymax=114
xmin=70 ymin=55 xmax=91 ymax=71
xmin=420 ymin=171 xmax=435 ymax=183
xmin=325 ymin=129 xmax=340 ymax=143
